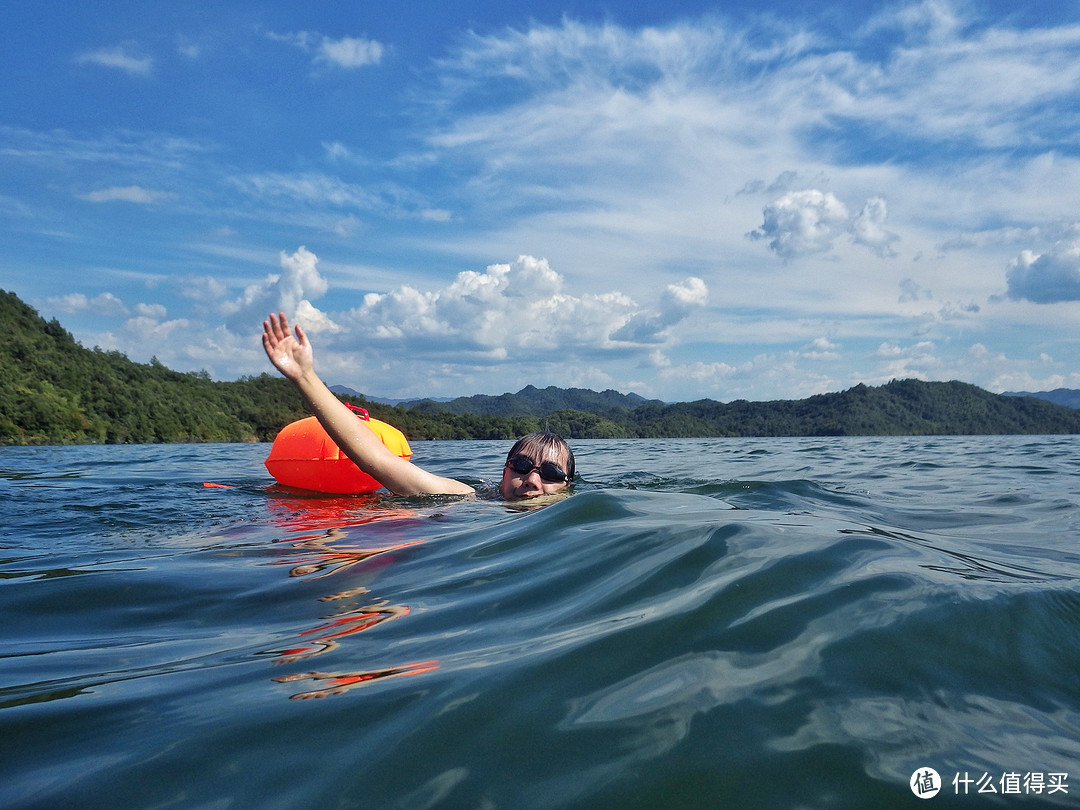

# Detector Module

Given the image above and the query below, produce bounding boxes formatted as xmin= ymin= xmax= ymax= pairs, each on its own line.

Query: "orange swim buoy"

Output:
xmin=265 ymin=405 xmax=412 ymax=494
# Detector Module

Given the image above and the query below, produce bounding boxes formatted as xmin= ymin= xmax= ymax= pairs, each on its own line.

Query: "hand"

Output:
xmin=262 ymin=312 xmax=314 ymax=382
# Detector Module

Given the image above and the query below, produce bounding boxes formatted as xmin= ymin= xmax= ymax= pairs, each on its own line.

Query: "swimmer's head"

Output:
xmin=500 ymin=432 xmax=575 ymax=500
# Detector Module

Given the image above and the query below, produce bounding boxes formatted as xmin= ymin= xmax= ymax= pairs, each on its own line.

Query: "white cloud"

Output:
xmin=870 ymin=340 xmax=941 ymax=382
xmin=747 ymin=191 xmax=904 ymax=260
xmin=748 ymin=190 xmax=851 ymax=259
xmin=659 ymin=360 xmax=737 ymax=386
xmin=78 ymin=186 xmax=176 ymax=205
xmin=45 ymin=292 xmax=129 ymax=317
xmin=46 ymin=291 xmax=127 ymax=317
xmin=231 ymin=173 xmax=379 ymax=209
xmin=1005 ymin=232 xmax=1080 ymax=303
xmin=176 ymin=35 xmax=201 ymax=60
xmin=295 ymin=300 xmax=342 ymax=334
xmin=851 ymin=197 xmax=900 ymax=257
xmin=330 ymin=215 xmax=363 ymax=238
xmin=228 ymin=172 xmax=439 ymax=225
xmin=268 ymin=31 xmax=383 ymax=69
xmin=801 ymin=337 xmax=840 ymax=359
xmin=611 ymin=277 xmax=708 ymax=343
xmin=860 ymin=0 xmax=963 ymax=43
xmin=224 ymin=246 xmax=335 ymax=331
xmin=317 ymin=36 xmax=383 ymax=68
xmin=124 ymin=315 xmax=191 ymax=342
xmin=134 ymin=302 xmax=167 ymax=319
xmin=74 ymin=45 xmax=153 ymax=76
xmin=323 ymin=141 xmax=352 ymax=161
xmin=421 ymin=209 xmax=453 ymax=222
xmin=278 ymin=246 xmax=329 ymax=304
xmin=423 ymin=14 xmax=1079 ymax=265
xmin=342 ymin=255 xmax=701 ymax=360
xmin=180 ymin=275 xmax=229 ymax=303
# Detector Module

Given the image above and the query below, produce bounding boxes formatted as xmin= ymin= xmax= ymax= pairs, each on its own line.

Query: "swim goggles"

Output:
xmin=504 ymin=454 xmax=571 ymax=484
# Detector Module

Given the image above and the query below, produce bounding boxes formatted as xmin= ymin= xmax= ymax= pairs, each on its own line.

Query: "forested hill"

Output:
xmin=621 ymin=381 xmax=1080 ymax=437
xmin=0 ymin=290 xmax=306 ymax=444
xmin=4 ymin=288 xmax=1080 ymax=445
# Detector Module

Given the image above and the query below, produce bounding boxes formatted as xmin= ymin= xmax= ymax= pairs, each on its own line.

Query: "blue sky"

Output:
xmin=4 ymin=1 xmax=1080 ymax=402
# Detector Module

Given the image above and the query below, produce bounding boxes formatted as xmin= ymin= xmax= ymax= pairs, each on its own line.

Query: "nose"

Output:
xmin=509 ymin=467 xmax=546 ymax=498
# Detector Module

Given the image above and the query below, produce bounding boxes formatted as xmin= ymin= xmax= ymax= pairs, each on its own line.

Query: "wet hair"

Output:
xmin=505 ymin=432 xmax=575 ymax=481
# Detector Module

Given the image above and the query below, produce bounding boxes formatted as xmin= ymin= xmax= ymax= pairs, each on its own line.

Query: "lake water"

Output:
xmin=1 ymin=436 xmax=1079 ymax=809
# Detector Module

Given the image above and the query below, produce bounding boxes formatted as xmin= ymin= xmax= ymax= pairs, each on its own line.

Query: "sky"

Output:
xmin=4 ymin=0 xmax=1080 ymax=403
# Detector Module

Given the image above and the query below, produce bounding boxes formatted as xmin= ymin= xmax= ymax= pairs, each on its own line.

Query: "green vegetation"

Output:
xmin=3 ymin=289 xmax=1080 ymax=445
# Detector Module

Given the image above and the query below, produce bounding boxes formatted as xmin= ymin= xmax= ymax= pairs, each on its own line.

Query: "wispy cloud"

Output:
xmin=78 ymin=186 xmax=177 ymax=204
xmin=74 ymin=45 xmax=153 ymax=76
xmin=267 ymin=31 xmax=383 ymax=69
xmin=45 ymin=292 xmax=129 ymax=316
xmin=230 ymin=173 xmax=380 ymax=210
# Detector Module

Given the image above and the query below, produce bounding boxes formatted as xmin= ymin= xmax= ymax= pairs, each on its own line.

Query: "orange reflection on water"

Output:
xmin=265 ymin=490 xmax=440 ymax=697
xmin=272 ymin=660 xmax=440 ymax=700
xmin=276 ymin=599 xmax=410 ymax=663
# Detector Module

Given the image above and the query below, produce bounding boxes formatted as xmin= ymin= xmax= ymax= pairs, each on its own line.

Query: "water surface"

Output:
xmin=2 ymin=436 xmax=1078 ymax=808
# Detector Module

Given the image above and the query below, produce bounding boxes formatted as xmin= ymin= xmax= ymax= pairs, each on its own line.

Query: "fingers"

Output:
xmin=263 ymin=312 xmax=294 ymax=343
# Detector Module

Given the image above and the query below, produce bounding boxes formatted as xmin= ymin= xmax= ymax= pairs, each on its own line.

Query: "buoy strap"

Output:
xmin=344 ymin=403 xmax=371 ymax=420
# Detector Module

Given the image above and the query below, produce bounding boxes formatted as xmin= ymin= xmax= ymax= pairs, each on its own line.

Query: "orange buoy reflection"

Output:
xmin=266 ymin=491 xmax=439 ymax=697
xmin=272 ymin=660 xmax=440 ymax=700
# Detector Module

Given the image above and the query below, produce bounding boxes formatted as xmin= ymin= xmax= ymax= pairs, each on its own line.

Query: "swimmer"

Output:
xmin=262 ymin=312 xmax=575 ymax=500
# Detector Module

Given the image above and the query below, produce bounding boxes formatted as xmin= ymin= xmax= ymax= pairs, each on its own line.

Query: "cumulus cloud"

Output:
xmin=610 ymin=277 xmax=708 ymax=343
xmin=1005 ymin=235 xmax=1080 ymax=303
xmin=78 ymin=186 xmax=176 ymax=205
xmin=224 ymin=246 xmax=337 ymax=332
xmin=801 ymin=337 xmax=840 ymax=359
xmin=74 ymin=45 xmax=153 ymax=76
xmin=851 ymin=197 xmax=899 ymax=257
xmin=343 ymin=256 xmax=704 ymax=360
xmin=748 ymin=190 xmax=900 ymax=260
xmin=748 ymin=190 xmax=851 ymax=258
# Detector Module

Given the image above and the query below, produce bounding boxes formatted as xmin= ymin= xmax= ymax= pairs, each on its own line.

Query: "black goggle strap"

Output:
xmin=506 ymin=455 xmax=569 ymax=483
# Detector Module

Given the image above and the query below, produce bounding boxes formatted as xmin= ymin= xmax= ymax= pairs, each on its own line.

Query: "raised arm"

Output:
xmin=262 ymin=313 xmax=474 ymax=497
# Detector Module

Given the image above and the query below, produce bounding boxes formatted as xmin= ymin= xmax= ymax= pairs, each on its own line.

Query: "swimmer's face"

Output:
xmin=500 ymin=449 xmax=572 ymax=500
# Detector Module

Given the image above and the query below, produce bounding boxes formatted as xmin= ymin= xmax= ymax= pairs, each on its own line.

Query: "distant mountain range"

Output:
xmin=336 ymin=382 xmax=1080 ymax=417
xmin=1004 ymin=389 xmax=1080 ymax=409
xmin=328 ymin=378 xmax=1080 ymax=438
